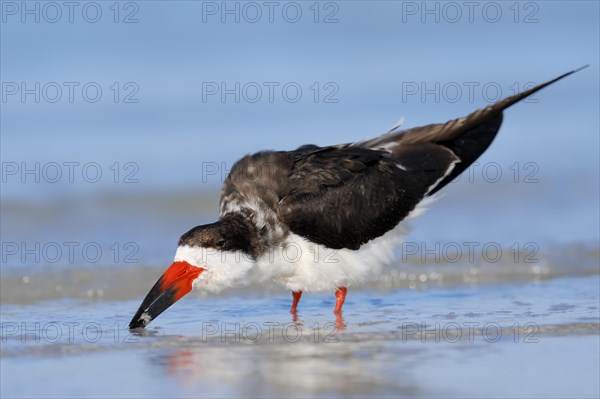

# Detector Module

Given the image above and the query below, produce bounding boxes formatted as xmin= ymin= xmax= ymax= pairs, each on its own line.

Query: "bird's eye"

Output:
xmin=216 ymin=240 xmax=226 ymax=248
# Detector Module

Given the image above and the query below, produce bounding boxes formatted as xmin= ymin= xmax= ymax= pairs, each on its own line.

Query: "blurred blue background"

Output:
xmin=1 ymin=1 xmax=599 ymax=269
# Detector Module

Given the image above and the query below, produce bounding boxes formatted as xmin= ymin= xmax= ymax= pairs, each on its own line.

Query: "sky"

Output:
xmin=1 ymin=1 xmax=599 ymax=247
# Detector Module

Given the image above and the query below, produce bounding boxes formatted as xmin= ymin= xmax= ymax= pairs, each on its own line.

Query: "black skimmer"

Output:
xmin=130 ymin=67 xmax=586 ymax=329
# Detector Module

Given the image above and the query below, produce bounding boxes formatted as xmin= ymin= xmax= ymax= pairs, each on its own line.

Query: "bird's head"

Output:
xmin=129 ymin=215 xmax=257 ymax=329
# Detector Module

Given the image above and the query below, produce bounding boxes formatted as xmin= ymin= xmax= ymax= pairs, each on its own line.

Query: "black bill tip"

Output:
xmin=129 ymin=309 xmax=153 ymax=329
xmin=128 ymin=285 xmax=178 ymax=330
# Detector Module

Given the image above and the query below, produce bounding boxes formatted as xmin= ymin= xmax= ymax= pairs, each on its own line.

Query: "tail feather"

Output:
xmin=357 ymin=66 xmax=588 ymax=150
xmin=355 ymin=66 xmax=588 ymax=195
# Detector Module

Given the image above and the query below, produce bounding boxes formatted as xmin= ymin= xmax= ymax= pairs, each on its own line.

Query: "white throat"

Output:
xmin=174 ymin=245 xmax=255 ymax=293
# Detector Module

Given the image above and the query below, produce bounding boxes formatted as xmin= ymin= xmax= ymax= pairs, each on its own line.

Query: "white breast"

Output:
xmin=254 ymin=195 xmax=439 ymax=293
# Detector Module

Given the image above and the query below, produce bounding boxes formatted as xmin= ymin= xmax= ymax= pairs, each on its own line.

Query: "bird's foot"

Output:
xmin=290 ymin=290 xmax=302 ymax=314
xmin=334 ymin=287 xmax=347 ymax=314
xmin=333 ymin=287 xmax=347 ymax=331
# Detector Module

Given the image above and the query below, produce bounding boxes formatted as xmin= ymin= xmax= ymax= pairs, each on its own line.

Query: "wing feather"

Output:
xmin=277 ymin=146 xmax=457 ymax=249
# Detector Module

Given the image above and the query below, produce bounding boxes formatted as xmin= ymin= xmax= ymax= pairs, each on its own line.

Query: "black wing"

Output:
xmin=277 ymin=144 xmax=458 ymax=249
xmin=277 ymin=68 xmax=585 ymax=249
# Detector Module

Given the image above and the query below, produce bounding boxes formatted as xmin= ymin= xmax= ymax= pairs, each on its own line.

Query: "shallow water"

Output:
xmin=1 ymin=275 xmax=598 ymax=398
xmin=1 ymin=185 xmax=599 ymax=397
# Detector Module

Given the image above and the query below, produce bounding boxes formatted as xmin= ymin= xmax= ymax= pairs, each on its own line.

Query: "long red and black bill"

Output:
xmin=129 ymin=261 xmax=204 ymax=329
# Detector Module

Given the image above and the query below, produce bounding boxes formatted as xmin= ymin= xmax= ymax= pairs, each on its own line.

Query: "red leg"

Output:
xmin=290 ymin=291 xmax=302 ymax=314
xmin=334 ymin=287 xmax=347 ymax=314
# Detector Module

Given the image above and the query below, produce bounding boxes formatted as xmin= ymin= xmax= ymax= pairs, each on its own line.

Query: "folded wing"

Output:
xmin=277 ymin=67 xmax=585 ymax=248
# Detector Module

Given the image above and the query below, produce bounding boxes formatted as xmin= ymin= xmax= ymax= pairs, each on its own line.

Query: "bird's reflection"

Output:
xmin=335 ymin=312 xmax=346 ymax=332
xmin=147 ymin=328 xmax=421 ymax=398
xmin=290 ymin=310 xmax=346 ymax=332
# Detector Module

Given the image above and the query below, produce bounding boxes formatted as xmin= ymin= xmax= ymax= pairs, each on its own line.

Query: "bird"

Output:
xmin=129 ymin=66 xmax=587 ymax=329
